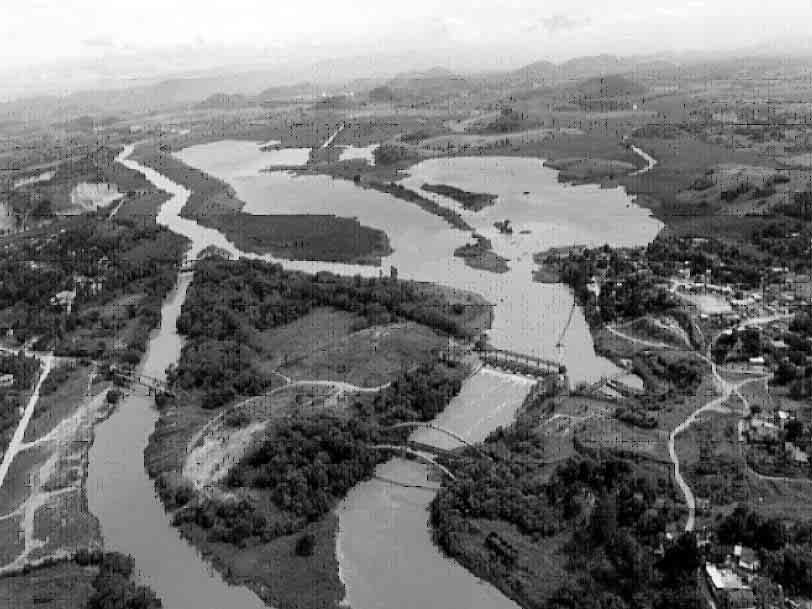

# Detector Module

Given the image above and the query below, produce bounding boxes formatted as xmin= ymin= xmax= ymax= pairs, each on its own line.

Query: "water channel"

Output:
xmin=86 ymin=140 xmax=661 ymax=609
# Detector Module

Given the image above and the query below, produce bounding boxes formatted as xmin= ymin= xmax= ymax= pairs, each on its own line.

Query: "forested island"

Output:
xmin=421 ymin=183 xmax=498 ymax=211
xmin=144 ymin=256 xmax=490 ymax=609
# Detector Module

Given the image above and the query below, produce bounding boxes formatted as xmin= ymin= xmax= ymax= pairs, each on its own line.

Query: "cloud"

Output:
xmin=81 ymin=35 xmax=115 ymax=49
xmin=537 ymin=14 xmax=592 ymax=34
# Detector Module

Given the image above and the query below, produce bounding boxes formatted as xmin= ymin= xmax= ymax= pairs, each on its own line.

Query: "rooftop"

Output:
xmin=706 ymin=564 xmax=749 ymax=591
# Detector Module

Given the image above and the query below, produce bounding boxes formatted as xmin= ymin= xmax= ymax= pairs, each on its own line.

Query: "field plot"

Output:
xmin=0 ymin=366 xmax=111 ymax=573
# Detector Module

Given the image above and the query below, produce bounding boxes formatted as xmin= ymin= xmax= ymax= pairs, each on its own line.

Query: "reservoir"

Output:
xmin=87 ymin=140 xmax=660 ymax=609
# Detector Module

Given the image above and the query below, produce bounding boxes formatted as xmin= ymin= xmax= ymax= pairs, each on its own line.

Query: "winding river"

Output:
xmin=86 ymin=141 xmax=661 ymax=609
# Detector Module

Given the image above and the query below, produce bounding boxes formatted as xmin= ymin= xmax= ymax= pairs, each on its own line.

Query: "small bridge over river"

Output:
xmin=112 ymin=369 xmax=173 ymax=396
xmin=475 ymin=346 xmax=563 ymax=378
xmin=383 ymin=422 xmax=493 ymax=460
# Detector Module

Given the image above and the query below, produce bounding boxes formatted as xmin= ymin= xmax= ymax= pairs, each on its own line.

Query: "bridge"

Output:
xmin=112 ymin=369 xmax=173 ymax=396
xmin=370 ymin=445 xmax=457 ymax=480
xmin=178 ymin=247 xmax=235 ymax=272
xmin=475 ymin=346 xmax=562 ymax=378
xmin=582 ymin=372 xmax=643 ymax=398
xmin=383 ymin=422 xmax=493 ymax=460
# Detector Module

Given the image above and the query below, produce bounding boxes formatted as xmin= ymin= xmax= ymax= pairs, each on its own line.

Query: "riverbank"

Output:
xmin=131 ymin=143 xmax=393 ymax=265
xmin=139 ymin=254 xmax=490 ymax=609
xmin=124 ymin=137 xmax=660 ymax=609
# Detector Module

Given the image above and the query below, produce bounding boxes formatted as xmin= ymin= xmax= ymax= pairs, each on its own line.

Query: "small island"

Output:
xmin=454 ymin=233 xmax=510 ymax=273
xmin=421 ymin=183 xmax=498 ymax=211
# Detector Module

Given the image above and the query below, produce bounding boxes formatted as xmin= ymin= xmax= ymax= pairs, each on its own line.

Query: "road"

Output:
xmin=0 ymin=353 xmax=54 ymax=490
xmin=186 ymin=378 xmax=391 ymax=457
xmin=609 ymin=314 xmax=784 ymax=532
xmin=321 ymin=124 xmax=345 ymax=149
xmin=630 ymin=145 xmax=657 ymax=175
xmin=606 ymin=325 xmax=680 ymax=351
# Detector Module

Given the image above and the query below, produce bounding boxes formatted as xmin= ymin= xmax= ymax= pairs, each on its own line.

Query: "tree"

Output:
xmin=295 ymin=533 xmax=315 ymax=556
xmin=786 ymin=419 xmax=804 ymax=443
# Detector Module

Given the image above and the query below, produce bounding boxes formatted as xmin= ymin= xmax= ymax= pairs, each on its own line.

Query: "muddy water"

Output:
xmin=86 ymin=140 xmax=660 ymax=609
xmin=174 ymin=140 xmax=661 ymax=609
xmin=86 ymin=150 xmax=267 ymax=609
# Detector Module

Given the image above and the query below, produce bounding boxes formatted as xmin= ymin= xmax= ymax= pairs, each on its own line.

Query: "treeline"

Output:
xmin=173 ymin=258 xmax=483 ymax=406
xmin=226 ymin=416 xmax=380 ymax=521
xmin=73 ymin=550 xmax=162 ymax=609
xmin=715 ymin=505 xmax=812 ymax=597
xmin=179 ymin=362 xmax=467 ymax=545
xmin=0 ymin=217 xmax=186 ymax=364
xmin=365 ymin=362 xmax=466 ymax=425
xmin=431 ymin=448 xmax=696 ymax=609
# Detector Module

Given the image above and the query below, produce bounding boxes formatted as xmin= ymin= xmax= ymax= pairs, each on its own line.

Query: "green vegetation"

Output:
xmin=226 ymin=416 xmax=380 ymax=521
xmin=173 ymin=258 xmax=487 ymax=408
xmin=420 ymin=183 xmax=497 ymax=211
xmin=132 ymin=144 xmax=392 ymax=265
xmin=454 ymin=234 xmax=509 ymax=273
xmin=0 ymin=216 xmax=187 ymax=363
xmin=432 ymin=443 xmax=691 ymax=608
xmin=0 ymin=351 xmax=40 ymax=453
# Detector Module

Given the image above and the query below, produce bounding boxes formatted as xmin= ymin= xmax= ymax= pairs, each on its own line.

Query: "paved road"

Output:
xmin=0 ymin=353 xmax=54 ymax=490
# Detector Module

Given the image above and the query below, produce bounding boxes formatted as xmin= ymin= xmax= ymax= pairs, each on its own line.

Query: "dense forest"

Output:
xmin=182 ymin=362 xmax=467 ymax=546
xmin=0 ymin=216 xmax=186 ymax=362
xmin=226 ymin=416 xmax=381 ymax=521
xmin=172 ymin=258 xmax=483 ymax=407
xmin=432 ymin=445 xmax=696 ymax=609
xmin=72 ymin=550 xmax=162 ymax=609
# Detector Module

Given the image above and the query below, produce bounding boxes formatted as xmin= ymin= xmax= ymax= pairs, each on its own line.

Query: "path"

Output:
xmin=0 ymin=353 xmax=54 ymax=490
xmin=321 ymin=124 xmax=345 ymax=149
xmin=606 ymin=325 xmax=680 ymax=351
xmin=186 ymin=379 xmax=391 ymax=460
xmin=667 ymin=334 xmax=770 ymax=531
xmin=630 ymin=145 xmax=657 ymax=175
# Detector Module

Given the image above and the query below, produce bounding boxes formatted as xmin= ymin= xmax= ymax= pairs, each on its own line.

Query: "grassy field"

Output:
xmin=177 ymin=513 xmax=345 ymax=609
xmin=0 ymin=561 xmax=95 ymax=609
xmin=112 ymin=190 xmax=170 ymax=225
xmin=277 ymin=321 xmax=447 ymax=386
xmin=29 ymin=491 xmax=101 ymax=562
xmin=442 ymin=517 xmax=571 ymax=608
xmin=24 ymin=365 xmax=95 ymax=443
xmin=0 ymin=445 xmax=49 ymax=515
xmin=0 ymin=514 xmax=24 ymax=565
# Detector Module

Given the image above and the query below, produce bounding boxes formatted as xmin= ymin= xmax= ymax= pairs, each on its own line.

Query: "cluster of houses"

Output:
xmin=49 ymin=266 xmax=108 ymax=316
xmin=745 ymin=406 xmax=811 ymax=468
xmin=705 ymin=553 xmax=760 ymax=609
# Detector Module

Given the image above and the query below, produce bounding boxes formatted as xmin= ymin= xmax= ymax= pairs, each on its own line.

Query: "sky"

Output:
xmin=2 ymin=0 xmax=812 ymax=94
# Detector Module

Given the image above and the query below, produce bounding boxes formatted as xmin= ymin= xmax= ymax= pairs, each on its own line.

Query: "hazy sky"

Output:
xmin=3 ymin=0 xmax=812 ymax=73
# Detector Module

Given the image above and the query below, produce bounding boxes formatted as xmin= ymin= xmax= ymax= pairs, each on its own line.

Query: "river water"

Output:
xmin=86 ymin=140 xmax=661 ymax=609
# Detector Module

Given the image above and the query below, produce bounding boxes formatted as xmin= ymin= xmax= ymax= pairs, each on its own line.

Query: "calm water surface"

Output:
xmin=87 ymin=140 xmax=660 ymax=609
xmin=174 ymin=140 xmax=661 ymax=609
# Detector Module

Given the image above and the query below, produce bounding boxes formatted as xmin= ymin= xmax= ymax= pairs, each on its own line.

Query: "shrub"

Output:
xmin=295 ymin=533 xmax=316 ymax=556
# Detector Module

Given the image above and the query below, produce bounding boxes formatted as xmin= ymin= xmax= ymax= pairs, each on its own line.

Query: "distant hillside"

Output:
xmin=386 ymin=67 xmax=470 ymax=100
xmin=576 ymin=74 xmax=645 ymax=98
xmin=195 ymin=93 xmax=253 ymax=109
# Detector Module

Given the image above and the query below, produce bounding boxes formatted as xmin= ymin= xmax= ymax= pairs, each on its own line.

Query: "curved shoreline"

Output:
xmin=96 ymin=140 xmax=662 ymax=609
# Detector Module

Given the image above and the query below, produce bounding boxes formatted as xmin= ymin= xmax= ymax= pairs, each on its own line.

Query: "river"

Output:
xmin=86 ymin=140 xmax=660 ymax=609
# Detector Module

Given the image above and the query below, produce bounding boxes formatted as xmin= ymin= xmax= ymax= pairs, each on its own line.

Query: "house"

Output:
xmin=705 ymin=564 xmax=756 ymax=609
xmin=734 ymin=544 xmax=761 ymax=572
xmin=749 ymin=418 xmax=781 ymax=443
xmin=0 ymin=374 xmax=14 ymax=388
xmin=50 ymin=290 xmax=76 ymax=315
xmin=785 ymin=442 xmax=809 ymax=464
